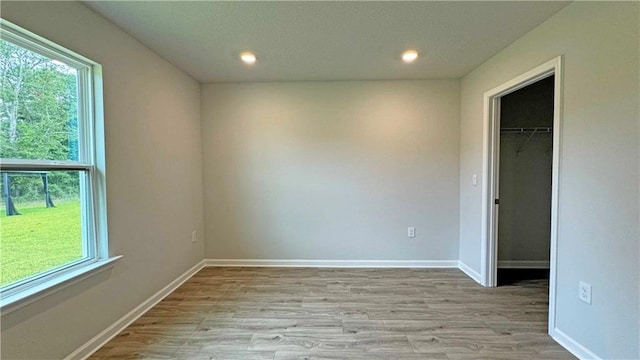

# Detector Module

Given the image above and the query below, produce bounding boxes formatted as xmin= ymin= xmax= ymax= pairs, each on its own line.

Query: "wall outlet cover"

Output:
xmin=579 ymin=281 xmax=592 ymax=304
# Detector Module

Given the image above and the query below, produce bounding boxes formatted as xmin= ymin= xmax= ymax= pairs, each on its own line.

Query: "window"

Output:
xmin=0 ymin=20 xmax=114 ymax=311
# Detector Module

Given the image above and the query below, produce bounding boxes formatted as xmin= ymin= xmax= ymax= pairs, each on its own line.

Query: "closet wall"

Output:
xmin=498 ymin=76 xmax=554 ymax=266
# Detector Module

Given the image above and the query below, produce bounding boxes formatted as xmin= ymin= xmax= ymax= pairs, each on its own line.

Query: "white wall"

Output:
xmin=0 ymin=2 xmax=205 ymax=359
xmin=202 ymin=81 xmax=460 ymax=261
xmin=459 ymin=2 xmax=639 ymax=358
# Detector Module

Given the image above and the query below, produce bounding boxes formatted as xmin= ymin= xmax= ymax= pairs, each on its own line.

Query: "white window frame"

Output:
xmin=0 ymin=20 xmax=120 ymax=314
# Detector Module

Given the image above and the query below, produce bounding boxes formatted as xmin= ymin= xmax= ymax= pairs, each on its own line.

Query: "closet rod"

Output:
xmin=501 ymin=127 xmax=552 ymax=134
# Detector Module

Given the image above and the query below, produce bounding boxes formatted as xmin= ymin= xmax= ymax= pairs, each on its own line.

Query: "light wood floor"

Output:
xmin=91 ymin=267 xmax=575 ymax=359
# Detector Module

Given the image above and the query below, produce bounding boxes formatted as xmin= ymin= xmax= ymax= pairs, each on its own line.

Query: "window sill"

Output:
xmin=0 ymin=255 xmax=123 ymax=316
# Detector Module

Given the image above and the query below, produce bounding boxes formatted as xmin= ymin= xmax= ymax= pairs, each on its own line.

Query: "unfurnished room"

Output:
xmin=0 ymin=1 xmax=638 ymax=359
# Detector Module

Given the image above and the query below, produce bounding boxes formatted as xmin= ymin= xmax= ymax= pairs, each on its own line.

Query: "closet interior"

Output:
xmin=497 ymin=75 xmax=555 ymax=286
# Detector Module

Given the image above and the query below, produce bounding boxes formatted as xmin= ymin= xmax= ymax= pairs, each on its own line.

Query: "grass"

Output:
xmin=0 ymin=200 xmax=82 ymax=287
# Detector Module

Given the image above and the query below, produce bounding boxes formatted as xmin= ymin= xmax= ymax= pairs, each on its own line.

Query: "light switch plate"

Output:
xmin=407 ymin=227 xmax=415 ymax=238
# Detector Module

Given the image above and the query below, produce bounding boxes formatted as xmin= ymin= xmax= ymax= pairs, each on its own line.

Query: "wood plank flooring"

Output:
xmin=90 ymin=267 xmax=575 ymax=359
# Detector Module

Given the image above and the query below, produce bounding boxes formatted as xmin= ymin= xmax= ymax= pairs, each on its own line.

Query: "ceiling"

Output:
xmin=84 ymin=1 xmax=569 ymax=83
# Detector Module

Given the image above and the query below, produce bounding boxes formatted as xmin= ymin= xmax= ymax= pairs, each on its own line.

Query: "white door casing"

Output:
xmin=480 ymin=56 xmax=563 ymax=334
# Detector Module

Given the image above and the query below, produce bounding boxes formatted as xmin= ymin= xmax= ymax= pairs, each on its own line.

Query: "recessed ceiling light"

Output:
xmin=402 ymin=50 xmax=419 ymax=63
xmin=240 ymin=51 xmax=257 ymax=65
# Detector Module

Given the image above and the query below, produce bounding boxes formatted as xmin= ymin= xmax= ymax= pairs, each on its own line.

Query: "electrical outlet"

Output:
xmin=579 ymin=281 xmax=592 ymax=304
xmin=407 ymin=227 xmax=415 ymax=238
xmin=191 ymin=230 xmax=197 ymax=244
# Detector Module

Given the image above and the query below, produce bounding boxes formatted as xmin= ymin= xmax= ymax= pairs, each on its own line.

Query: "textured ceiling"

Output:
xmin=84 ymin=1 xmax=569 ymax=83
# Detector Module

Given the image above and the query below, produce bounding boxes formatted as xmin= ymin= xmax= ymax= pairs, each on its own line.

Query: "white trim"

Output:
xmin=1 ymin=256 xmax=122 ymax=315
xmin=458 ymin=261 xmax=483 ymax=284
xmin=551 ymin=328 xmax=602 ymax=360
xmin=0 ymin=159 xmax=91 ymax=171
xmin=481 ymin=56 xmax=561 ymax=286
xmin=65 ymin=260 xmax=205 ymax=360
xmin=480 ymin=56 xmax=563 ymax=334
xmin=548 ymin=59 xmax=564 ymax=336
xmin=497 ymin=260 xmax=550 ymax=269
xmin=204 ymin=259 xmax=459 ymax=268
xmin=0 ymin=255 xmax=122 ymax=316
xmin=0 ymin=19 xmax=97 ymax=69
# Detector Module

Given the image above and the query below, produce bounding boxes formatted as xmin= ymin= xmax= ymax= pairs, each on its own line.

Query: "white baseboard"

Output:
xmin=65 ymin=260 xmax=205 ymax=360
xmin=458 ymin=261 xmax=483 ymax=284
xmin=497 ymin=260 xmax=550 ymax=269
xmin=204 ymin=259 xmax=459 ymax=268
xmin=551 ymin=327 xmax=602 ymax=360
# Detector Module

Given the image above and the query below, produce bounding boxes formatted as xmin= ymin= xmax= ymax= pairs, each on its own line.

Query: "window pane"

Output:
xmin=0 ymin=171 xmax=85 ymax=287
xmin=0 ymin=39 xmax=79 ymax=161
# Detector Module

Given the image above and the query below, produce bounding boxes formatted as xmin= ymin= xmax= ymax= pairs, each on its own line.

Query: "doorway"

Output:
xmin=480 ymin=56 xmax=562 ymax=333
xmin=497 ymin=75 xmax=554 ymax=285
